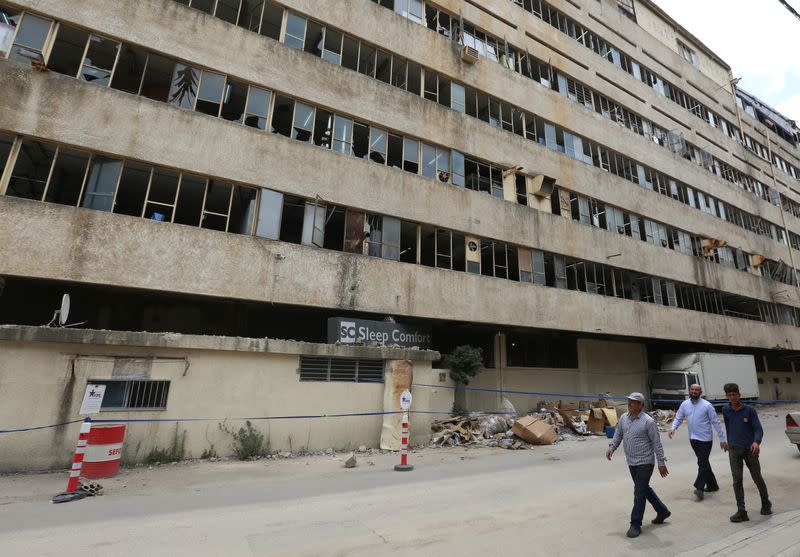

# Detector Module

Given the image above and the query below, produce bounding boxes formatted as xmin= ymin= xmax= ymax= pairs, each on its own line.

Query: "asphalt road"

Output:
xmin=1 ymin=406 xmax=798 ymax=556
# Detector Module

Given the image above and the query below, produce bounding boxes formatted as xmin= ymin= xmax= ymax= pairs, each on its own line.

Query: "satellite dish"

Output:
xmin=59 ymin=294 xmax=70 ymax=326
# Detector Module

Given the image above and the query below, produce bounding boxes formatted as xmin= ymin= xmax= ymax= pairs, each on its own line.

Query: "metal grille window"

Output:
xmin=298 ymin=357 xmax=384 ymax=383
xmin=91 ymin=380 xmax=170 ymax=410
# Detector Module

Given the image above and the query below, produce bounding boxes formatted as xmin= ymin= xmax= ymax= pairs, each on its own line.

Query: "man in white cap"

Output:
xmin=606 ymin=392 xmax=670 ymax=538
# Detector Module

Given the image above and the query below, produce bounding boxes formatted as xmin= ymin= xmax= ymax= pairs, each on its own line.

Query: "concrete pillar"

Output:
xmin=380 ymin=359 xmax=413 ymax=450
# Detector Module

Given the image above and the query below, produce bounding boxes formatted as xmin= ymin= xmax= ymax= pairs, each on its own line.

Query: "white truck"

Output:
xmin=650 ymin=353 xmax=759 ymax=408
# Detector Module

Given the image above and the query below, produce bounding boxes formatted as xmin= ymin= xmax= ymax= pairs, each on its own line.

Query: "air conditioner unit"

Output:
xmin=528 ymin=174 xmax=556 ymax=198
xmin=617 ymin=225 xmax=625 ymax=234
xmin=461 ymin=45 xmax=480 ymax=64
xmin=660 ymin=239 xmax=669 ymax=247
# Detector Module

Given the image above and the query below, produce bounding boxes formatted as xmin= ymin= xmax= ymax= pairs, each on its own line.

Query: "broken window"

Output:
xmin=423 ymin=69 xmax=438 ymax=102
xmin=81 ymin=156 xmax=122 ymax=212
xmin=342 ymin=35 xmax=359 ymax=71
xmin=435 ymin=229 xmax=453 ymax=269
xmin=255 ymin=188 xmax=283 ymax=240
xmin=7 ymin=139 xmax=57 ymax=201
xmin=303 ymin=19 xmax=323 ymax=56
xmin=243 ymin=85 xmax=271 ymax=129
xmin=407 ymin=62 xmax=422 ymax=95
xmin=451 ymin=82 xmax=465 ymax=113
xmin=358 ymin=43 xmax=376 ymax=78
xmin=220 ymin=78 xmax=248 ymax=122
xmin=44 ymin=148 xmax=91 ymax=207
xmin=532 ymin=249 xmax=546 ymax=285
xmin=390 ymin=56 xmax=407 ymax=89
xmin=291 ymin=101 xmax=314 ymax=142
xmin=302 ymin=202 xmax=326 ymax=247
xmin=387 ymin=133 xmax=403 ymax=169
xmin=400 ymin=221 xmax=418 ymax=264
xmin=236 ymin=0 xmax=264 ymax=33
xmin=375 ymin=50 xmax=391 ymax=83
xmin=352 ymin=121 xmax=370 ymax=158
xmin=171 ymin=172 xmax=203 ymax=225
xmin=343 ymin=209 xmax=366 ymax=253
xmin=79 ymin=35 xmax=120 ymax=86
xmin=403 ymin=138 xmax=419 ymax=173
xmin=518 ymin=247 xmax=532 ymax=282
xmin=380 ymin=216 xmax=401 ymax=260
xmin=139 ymin=168 xmax=177 ymax=222
xmin=168 ymin=63 xmax=199 ymax=109
xmin=8 ymin=12 xmax=51 ymax=65
xmin=214 ymin=0 xmax=240 ymax=23
xmin=195 ymin=70 xmax=226 ymax=116
xmin=313 ymin=108 xmax=333 ymax=148
xmin=369 ymin=127 xmax=387 ymax=164
xmin=139 ymin=53 xmax=175 ymax=103
xmin=110 ymin=44 xmax=148 ymax=94
xmin=201 ymin=180 xmax=233 ymax=231
xmin=259 ymin=1 xmax=283 ymax=39
xmin=48 ymin=24 xmax=89 ymax=78
xmin=113 ymin=161 xmax=151 ymax=217
xmin=228 ymin=185 xmax=258 ymax=234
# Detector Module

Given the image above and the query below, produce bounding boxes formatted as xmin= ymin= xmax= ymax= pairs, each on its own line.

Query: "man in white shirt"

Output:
xmin=669 ymin=384 xmax=728 ymax=500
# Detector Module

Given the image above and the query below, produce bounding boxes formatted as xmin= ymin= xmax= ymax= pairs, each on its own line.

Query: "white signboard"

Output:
xmin=400 ymin=390 xmax=412 ymax=411
xmin=79 ymin=384 xmax=106 ymax=415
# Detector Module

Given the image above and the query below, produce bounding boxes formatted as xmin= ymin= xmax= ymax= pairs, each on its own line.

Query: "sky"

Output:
xmin=655 ymin=0 xmax=800 ymax=123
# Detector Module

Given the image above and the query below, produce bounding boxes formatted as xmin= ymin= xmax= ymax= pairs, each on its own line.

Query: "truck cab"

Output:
xmin=650 ymin=370 xmax=699 ymax=409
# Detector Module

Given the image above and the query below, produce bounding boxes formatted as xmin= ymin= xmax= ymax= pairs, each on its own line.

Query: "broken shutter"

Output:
xmin=344 ymin=209 xmax=366 ymax=253
xmin=301 ymin=202 xmax=326 ymax=247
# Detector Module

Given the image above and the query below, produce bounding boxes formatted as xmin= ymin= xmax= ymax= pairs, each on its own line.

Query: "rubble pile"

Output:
xmin=649 ymin=409 xmax=676 ymax=432
xmin=430 ymin=399 xmax=622 ymax=449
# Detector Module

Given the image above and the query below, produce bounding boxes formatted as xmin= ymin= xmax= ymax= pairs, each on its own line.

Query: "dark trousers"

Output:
xmin=690 ymin=439 xmax=718 ymax=491
xmin=729 ymin=446 xmax=770 ymax=512
xmin=629 ymin=464 xmax=669 ymax=527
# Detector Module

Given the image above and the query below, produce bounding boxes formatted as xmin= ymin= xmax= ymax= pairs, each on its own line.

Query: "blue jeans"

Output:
xmin=629 ymin=464 xmax=669 ymax=527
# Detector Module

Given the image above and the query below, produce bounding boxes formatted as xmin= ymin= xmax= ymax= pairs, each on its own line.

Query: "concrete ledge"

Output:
xmin=0 ymin=325 xmax=441 ymax=361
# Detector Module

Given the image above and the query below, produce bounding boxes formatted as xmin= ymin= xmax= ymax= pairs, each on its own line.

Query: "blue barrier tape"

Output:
xmin=0 ymin=418 xmax=85 ymax=434
xmin=2 ymin=381 xmax=797 ymax=433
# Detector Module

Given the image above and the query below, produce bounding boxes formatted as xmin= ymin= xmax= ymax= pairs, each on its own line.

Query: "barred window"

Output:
xmin=298 ymin=357 xmax=384 ymax=383
xmin=90 ymin=380 xmax=170 ymax=410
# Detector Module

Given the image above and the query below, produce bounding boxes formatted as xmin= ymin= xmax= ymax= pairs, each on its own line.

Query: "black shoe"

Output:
xmin=730 ymin=510 xmax=749 ymax=523
xmin=704 ymin=487 xmax=719 ymax=492
xmin=693 ymin=488 xmax=705 ymax=500
xmin=760 ymin=504 xmax=772 ymax=516
xmin=626 ymin=525 xmax=641 ymax=538
xmin=651 ymin=511 xmax=672 ymax=524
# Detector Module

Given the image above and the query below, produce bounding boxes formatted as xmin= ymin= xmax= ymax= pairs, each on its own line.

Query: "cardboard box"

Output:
xmin=587 ymin=408 xmax=607 ymax=433
xmin=600 ymin=408 xmax=618 ymax=427
xmin=512 ymin=416 xmax=557 ymax=445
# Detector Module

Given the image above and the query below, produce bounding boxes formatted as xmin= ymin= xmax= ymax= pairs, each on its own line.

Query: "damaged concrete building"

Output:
xmin=2 ymin=0 xmax=800 ymax=469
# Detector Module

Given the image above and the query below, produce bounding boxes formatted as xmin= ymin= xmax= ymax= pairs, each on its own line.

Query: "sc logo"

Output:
xmin=339 ymin=321 xmax=357 ymax=343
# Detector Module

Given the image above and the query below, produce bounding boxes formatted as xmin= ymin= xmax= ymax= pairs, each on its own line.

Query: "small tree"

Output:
xmin=447 ymin=345 xmax=484 ymax=414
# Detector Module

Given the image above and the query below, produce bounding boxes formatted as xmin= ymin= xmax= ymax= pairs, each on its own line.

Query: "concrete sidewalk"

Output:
xmin=677 ymin=510 xmax=800 ymax=557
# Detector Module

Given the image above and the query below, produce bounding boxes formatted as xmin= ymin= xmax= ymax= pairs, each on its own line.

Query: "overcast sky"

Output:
xmin=656 ymin=0 xmax=800 ymax=123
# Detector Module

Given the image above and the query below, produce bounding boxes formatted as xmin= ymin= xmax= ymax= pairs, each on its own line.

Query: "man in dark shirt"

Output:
xmin=722 ymin=383 xmax=771 ymax=523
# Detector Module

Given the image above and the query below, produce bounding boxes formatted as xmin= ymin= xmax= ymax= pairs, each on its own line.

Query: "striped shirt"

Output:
xmin=609 ymin=411 xmax=666 ymax=466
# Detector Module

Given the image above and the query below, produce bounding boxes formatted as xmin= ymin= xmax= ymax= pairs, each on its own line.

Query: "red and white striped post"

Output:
xmin=395 ymin=390 xmax=414 ymax=472
xmin=52 ymin=417 xmax=91 ymax=503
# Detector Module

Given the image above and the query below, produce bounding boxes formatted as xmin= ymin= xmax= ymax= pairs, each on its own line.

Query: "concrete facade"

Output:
xmin=2 ymin=0 xmax=800 ymax=468
xmin=0 ymin=326 xmax=446 ymax=471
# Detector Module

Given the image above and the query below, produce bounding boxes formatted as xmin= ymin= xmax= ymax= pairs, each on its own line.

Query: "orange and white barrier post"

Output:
xmin=52 ymin=417 xmax=91 ymax=503
xmin=394 ymin=390 xmax=414 ymax=472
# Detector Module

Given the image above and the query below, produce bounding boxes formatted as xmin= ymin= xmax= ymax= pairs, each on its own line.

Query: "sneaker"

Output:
xmin=693 ymin=488 xmax=705 ymax=500
xmin=626 ymin=525 xmax=641 ymax=538
xmin=651 ymin=511 xmax=672 ymax=524
xmin=730 ymin=510 xmax=750 ymax=523
xmin=760 ymin=504 xmax=772 ymax=516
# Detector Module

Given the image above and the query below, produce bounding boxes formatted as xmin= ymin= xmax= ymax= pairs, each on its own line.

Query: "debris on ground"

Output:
xmin=430 ymin=398 xmax=623 ymax=449
xmin=344 ymin=453 xmax=357 ymax=468
xmin=649 ymin=409 xmax=676 ymax=432
xmin=78 ymin=480 xmax=103 ymax=496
